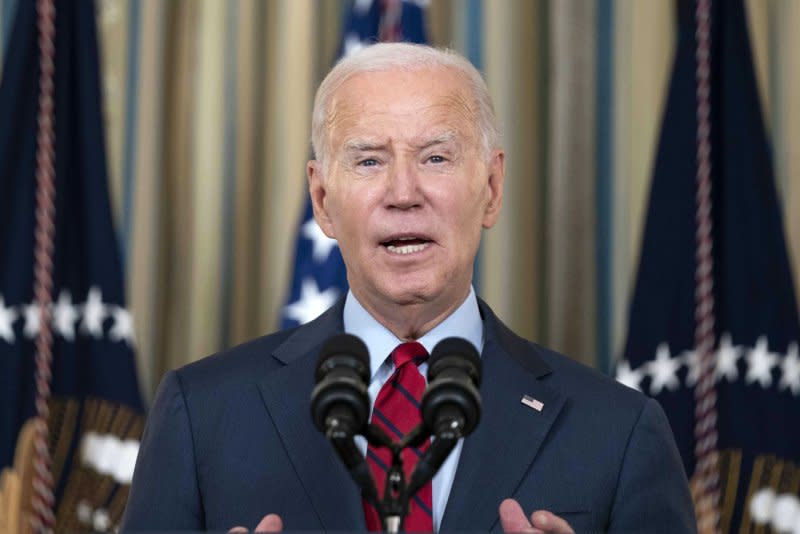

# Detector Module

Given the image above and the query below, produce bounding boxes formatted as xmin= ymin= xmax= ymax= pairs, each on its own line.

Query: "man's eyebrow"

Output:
xmin=342 ymin=139 xmax=388 ymax=152
xmin=341 ymin=133 xmax=459 ymax=153
xmin=414 ymin=132 xmax=458 ymax=150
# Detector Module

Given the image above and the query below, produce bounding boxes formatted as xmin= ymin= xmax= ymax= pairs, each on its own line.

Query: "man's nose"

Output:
xmin=385 ymin=159 xmax=423 ymax=209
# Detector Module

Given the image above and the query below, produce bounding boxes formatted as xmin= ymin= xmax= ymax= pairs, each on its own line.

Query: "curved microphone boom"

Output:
xmin=407 ymin=337 xmax=482 ymax=496
xmin=310 ymin=334 xmax=378 ymax=503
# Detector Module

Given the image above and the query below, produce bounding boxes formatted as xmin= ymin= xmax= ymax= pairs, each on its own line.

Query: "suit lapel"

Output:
xmin=440 ymin=304 xmax=567 ymax=532
xmin=256 ymin=300 xmax=366 ymax=531
xmin=255 ymin=298 xmax=566 ymax=531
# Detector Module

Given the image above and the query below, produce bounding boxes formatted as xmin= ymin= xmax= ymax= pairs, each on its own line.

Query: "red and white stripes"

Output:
xmin=30 ymin=0 xmax=58 ymax=532
xmin=692 ymin=0 xmax=721 ymax=532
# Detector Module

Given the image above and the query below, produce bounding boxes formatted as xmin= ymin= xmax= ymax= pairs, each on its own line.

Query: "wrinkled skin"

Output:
xmin=307 ymin=66 xmax=504 ymax=341
xmin=230 ymin=66 xmax=573 ymax=534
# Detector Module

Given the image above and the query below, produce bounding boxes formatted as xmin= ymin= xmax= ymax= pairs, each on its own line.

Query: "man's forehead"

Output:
xmin=328 ymin=68 xmax=476 ymax=119
xmin=326 ymin=69 xmax=478 ymax=148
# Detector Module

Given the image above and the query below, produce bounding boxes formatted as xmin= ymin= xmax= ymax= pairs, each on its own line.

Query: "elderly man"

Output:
xmin=122 ymin=44 xmax=695 ymax=533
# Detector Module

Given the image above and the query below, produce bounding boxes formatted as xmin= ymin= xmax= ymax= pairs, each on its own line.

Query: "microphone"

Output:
xmin=310 ymin=333 xmax=371 ymax=436
xmin=407 ymin=337 xmax=482 ymax=496
xmin=310 ymin=334 xmax=378 ymax=503
xmin=422 ymin=337 xmax=482 ymax=436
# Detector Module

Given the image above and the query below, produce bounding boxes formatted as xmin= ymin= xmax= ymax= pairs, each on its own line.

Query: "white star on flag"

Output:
xmin=745 ymin=336 xmax=779 ymax=388
xmin=353 ymin=0 xmax=373 ymax=14
xmin=82 ymin=287 xmax=107 ymax=338
xmin=109 ymin=306 xmax=135 ymax=345
xmin=284 ymin=278 xmax=340 ymax=325
xmin=648 ymin=343 xmax=681 ymax=394
xmin=715 ymin=333 xmax=740 ymax=382
xmin=344 ymin=33 xmax=367 ymax=56
xmin=53 ymin=290 xmax=79 ymax=341
xmin=615 ymin=360 xmax=644 ymax=391
xmin=302 ymin=219 xmax=338 ymax=263
xmin=23 ymin=303 xmax=42 ymax=338
xmin=0 ymin=295 xmax=18 ymax=343
xmin=683 ymin=349 xmax=701 ymax=387
xmin=778 ymin=342 xmax=800 ymax=395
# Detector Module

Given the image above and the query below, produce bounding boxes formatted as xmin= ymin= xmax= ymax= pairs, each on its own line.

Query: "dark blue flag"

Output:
xmin=618 ymin=0 xmax=800 ymax=532
xmin=280 ymin=0 xmax=427 ymax=328
xmin=0 ymin=1 xmax=144 ymax=532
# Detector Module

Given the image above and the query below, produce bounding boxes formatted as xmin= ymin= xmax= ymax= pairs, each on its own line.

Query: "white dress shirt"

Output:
xmin=343 ymin=287 xmax=484 ymax=532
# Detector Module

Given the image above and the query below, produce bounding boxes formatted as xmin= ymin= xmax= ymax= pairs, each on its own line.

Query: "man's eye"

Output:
xmin=427 ymin=155 xmax=446 ymax=164
xmin=358 ymin=158 xmax=379 ymax=167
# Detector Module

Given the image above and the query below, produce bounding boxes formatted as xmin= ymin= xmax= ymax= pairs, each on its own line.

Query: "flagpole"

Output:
xmin=29 ymin=0 xmax=58 ymax=531
xmin=691 ymin=0 xmax=721 ymax=532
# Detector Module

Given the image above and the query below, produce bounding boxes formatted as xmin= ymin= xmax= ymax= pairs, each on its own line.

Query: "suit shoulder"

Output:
xmin=166 ymin=299 xmax=344 ymax=399
xmin=481 ymin=299 xmax=648 ymax=416
xmin=172 ymin=327 xmax=299 ymax=392
xmin=530 ymin=341 xmax=650 ymax=416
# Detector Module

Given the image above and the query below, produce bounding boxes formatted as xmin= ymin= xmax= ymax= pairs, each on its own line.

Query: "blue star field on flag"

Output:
xmin=618 ymin=1 xmax=800 ymax=531
xmin=280 ymin=0 xmax=428 ymax=329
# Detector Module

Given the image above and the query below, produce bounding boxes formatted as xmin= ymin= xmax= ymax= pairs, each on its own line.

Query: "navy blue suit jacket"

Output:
xmin=121 ymin=299 xmax=696 ymax=532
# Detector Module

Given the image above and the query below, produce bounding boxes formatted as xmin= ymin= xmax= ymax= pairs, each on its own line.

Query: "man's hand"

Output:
xmin=230 ymin=504 xmax=573 ymax=534
xmin=228 ymin=513 xmax=283 ymax=533
xmin=499 ymin=499 xmax=575 ymax=534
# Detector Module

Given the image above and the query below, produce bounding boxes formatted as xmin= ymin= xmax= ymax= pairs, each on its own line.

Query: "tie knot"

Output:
xmin=391 ymin=341 xmax=428 ymax=369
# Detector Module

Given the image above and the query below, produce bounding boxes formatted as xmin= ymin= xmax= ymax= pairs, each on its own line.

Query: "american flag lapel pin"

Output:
xmin=521 ymin=395 xmax=544 ymax=412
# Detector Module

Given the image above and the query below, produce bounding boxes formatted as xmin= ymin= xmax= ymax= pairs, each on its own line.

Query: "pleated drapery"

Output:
xmin=2 ymin=0 xmax=798 ymax=400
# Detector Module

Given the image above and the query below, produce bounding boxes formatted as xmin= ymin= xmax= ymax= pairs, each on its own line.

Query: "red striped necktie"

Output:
xmin=363 ymin=342 xmax=433 ymax=532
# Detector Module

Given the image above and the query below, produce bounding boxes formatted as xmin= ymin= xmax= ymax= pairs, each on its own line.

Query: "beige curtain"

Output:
xmin=751 ymin=0 xmax=800 ymax=302
xmin=85 ymin=0 xmax=800 ymax=401
xmin=543 ymin=0 xmax=598 ymax=367
xmin=480 ymin=0 xmax=546 ymax=345
xmin=98 ymin=0 xmax=329 ymax=399
xmin=610 ymin=0 xmax=676 ymax=357
xmin=94 ymin=0 xmax=460 ymax=401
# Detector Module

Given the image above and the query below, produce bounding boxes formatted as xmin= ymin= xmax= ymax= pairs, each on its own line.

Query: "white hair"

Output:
xmin=311 ymin=42 xmax=500 ymax=167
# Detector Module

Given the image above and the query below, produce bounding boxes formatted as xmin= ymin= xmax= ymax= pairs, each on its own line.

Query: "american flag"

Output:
xmin=280 ymin=0 xmax=428 ymax=329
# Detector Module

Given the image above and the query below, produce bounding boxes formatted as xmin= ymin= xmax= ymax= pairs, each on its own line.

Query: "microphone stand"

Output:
xmin=362 ymin=420 xmax=461 ymax=533
xmin=323 ymin=409 xmax=448 ymax=533
xmin=321 ymin=394 xmax=468 ymax=533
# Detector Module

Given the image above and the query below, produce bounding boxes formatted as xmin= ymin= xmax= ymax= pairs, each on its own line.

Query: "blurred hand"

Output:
xmin=499 ymin=499 xmax=575 ymax=534
xmin=228 ymin=513 xmax=284 ymax=533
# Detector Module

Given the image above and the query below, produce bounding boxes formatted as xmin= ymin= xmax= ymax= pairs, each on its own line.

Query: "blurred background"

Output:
xmin=1 ymin=0 xmax=797 ymax=401
xmin=2 ymin=1 xmax=800 ymax=533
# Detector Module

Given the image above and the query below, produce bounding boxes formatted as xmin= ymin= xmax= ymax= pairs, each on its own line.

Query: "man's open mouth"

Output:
xmin=381 ymin=236 xmax=433 ymax=255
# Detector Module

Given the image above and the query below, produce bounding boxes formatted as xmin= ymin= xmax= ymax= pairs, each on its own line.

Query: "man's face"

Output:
xmin=308 ymin=66 xmax=504 ymax=319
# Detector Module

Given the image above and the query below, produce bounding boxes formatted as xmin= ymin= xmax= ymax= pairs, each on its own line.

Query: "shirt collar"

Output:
xmin=343 ymin=287 xmax=484 ymax=381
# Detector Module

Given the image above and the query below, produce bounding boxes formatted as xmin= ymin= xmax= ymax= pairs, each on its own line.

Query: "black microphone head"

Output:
xmin=314 ymin=334 xmax=371 ymax=384
xmin=428 ymin=337 xmax=482 ymax=386
xmin=422 ymin=337 xmax=482 ymax=436
xmin=310 ymin=334 xmax=371 ymax=435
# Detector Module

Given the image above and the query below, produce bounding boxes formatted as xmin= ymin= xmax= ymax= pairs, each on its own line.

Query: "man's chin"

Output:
xmin=382 ymin=288 xmax=434 ymax=307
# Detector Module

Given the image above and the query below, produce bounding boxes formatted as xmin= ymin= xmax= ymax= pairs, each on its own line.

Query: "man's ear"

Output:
xmin=307 ymin=160 xmax=336 ymax=238
xmin=482 ymin=150 xmax=505 ymax=229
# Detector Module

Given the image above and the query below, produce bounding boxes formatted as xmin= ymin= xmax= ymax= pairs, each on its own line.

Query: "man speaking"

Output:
xmin=122 ymin=43 xmax=696 ymax=533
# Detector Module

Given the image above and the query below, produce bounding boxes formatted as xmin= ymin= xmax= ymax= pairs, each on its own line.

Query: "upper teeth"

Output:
xmin=387 ymin=242 xmax=429 ymax=254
